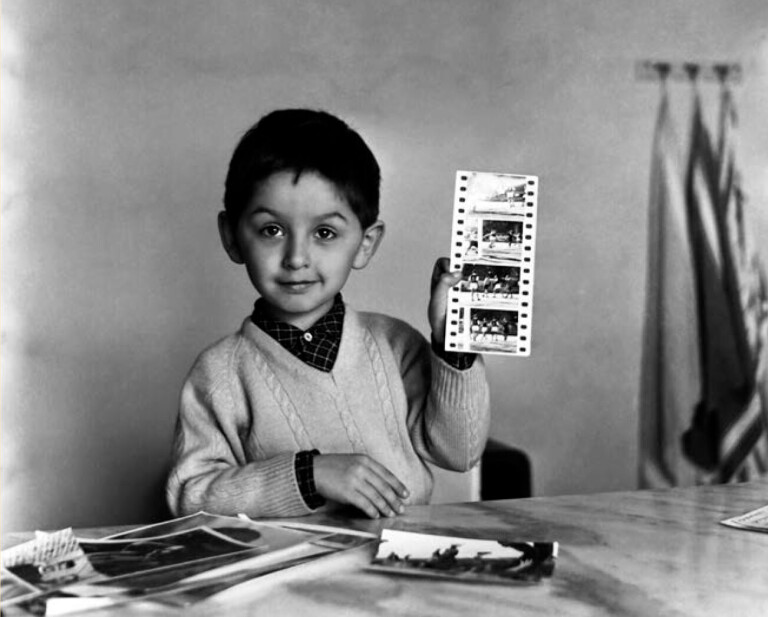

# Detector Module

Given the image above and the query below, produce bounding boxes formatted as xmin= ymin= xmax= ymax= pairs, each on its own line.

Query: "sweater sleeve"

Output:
xmin=165 ymin=344 xmax=313 ymax=519
xmin=397 ymin=324 xmax=491 ymax=472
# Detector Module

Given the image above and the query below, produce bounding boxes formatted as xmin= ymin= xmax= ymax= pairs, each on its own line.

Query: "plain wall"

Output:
xmin=3 ymin=0 xmax=768 ymax=532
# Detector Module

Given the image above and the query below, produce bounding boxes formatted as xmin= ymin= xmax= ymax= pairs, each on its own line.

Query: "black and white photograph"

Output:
xmin=463 ymin=172 xmax=532 ymax=216
xmin=4 ymin=1 xmax=768 ymax=616
xmin=370 ymin=529 xmax=557 ymax=584
xmin=102 ymin=511 xmax=317 ymax=552
xmin=0 ymin=513 xmax=376 ymax=609
xmin=0 ymin=569 xmax=41 ymax=606
xmin=79 ymin=529 xmax=262 ymax=580
xmin=479 ymin=218 xmax=525 ymax=262
xmin=459 ymin=264 xmax=521 ymax=303
xmin=468 ymin=308 xmax=520 ymax=353
xmin=5 ymin=528 xmax=261 ymax=592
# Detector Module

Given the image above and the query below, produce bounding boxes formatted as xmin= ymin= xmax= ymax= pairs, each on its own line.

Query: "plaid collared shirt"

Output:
xmin=251 ymin=294 xmax=345 ymax=373
xmin=251 ymin=293 xmax=474 ymax=510
xmin=251 ymin=295 xmax=343 ymax=511
xmin=294 ymin=449 xmax=324 ymax=509
xmin=251 ymin=294 xmax=475 ymax=372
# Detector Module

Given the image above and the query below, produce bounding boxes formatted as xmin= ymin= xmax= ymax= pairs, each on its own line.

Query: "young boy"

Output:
xmin=166 ymin=109 xmax=490 ymax=520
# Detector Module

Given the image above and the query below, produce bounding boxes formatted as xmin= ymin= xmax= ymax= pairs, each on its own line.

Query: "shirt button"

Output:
xmin=303 ymin=332 xmax=313 ymax=342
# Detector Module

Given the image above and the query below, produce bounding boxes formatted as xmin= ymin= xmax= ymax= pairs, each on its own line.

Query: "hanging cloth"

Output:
xmin=638 ymin=80 xmax=701 ymax=488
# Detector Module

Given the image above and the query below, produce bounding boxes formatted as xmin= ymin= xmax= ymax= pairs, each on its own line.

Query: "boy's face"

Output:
xmin=219 ymin=171 xmax=384 ymax=330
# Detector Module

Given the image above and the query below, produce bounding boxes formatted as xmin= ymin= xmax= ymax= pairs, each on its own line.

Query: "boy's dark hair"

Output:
xmin=224 ymin=109 xmax=381 ymax=228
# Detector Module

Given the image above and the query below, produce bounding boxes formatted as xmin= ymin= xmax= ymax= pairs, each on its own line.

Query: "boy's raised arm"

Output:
xmin=399 ymin=258 xmax=491 ymax=472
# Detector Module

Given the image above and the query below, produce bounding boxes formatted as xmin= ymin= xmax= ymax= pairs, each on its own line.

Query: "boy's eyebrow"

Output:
xmin=315 ymin=211 xmax=351 ymax=223
xmin=247 ymin=206 xmax=281 ymax=217
xmin=249 ymin=207 xmax=352 ymax=224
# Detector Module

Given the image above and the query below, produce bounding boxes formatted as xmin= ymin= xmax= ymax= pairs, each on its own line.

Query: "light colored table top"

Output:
xmin=5 ymin=481 xmax=768 ymax=616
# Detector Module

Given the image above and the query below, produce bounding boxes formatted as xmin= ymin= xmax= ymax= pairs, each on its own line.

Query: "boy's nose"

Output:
xmin=283 ymin=237 xmax=310 ymax=270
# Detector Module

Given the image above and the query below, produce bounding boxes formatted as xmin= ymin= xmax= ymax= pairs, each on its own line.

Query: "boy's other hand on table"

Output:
xmin=314 ymin=454 xmax=410 ymax=519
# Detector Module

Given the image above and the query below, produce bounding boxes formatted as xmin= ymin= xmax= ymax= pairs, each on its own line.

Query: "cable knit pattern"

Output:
xmin=331 ymin=385 xmax=367 ymax=453
xmin=166 ymin=305 xmax=491 ymax=518
xmin=362 ymin=328 xmax=407 ymax=454
xmin=250 ymin=347 xmax=314 ymax=451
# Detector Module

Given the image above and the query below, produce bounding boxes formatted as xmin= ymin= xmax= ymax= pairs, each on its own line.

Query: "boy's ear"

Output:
xmin=352 ymin=220 xmax=386 ymax=270
xmin=218 ymin=211 xmax=244 ymax=264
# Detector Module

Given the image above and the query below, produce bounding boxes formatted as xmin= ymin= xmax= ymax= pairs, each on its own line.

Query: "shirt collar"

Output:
xmin=251 ymin=294 xmax=345 ymax=372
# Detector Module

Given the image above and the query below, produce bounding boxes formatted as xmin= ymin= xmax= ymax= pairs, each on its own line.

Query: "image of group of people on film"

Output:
xmin=460 ymin=264 xmax=520 ymax=302
xmin=459 ymin=309 xmax=519 ymax=351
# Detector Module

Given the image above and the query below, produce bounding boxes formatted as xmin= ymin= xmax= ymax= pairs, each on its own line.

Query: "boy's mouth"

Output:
xmin=277 ymin=280 xmax=317 ymax=293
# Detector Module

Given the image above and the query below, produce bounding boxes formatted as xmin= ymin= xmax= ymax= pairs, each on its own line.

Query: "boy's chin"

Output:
xmin=270 ymin=295 xmax=328 ymax=313
xmin=261 ymin=294 xmax=337 ymax=325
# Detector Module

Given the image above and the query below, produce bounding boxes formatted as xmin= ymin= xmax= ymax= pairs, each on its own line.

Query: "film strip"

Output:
xmin=445 ymin=171 xmax=538 ymax=357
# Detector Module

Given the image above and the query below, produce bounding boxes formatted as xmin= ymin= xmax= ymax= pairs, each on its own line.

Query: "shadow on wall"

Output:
xmin=90 ymin=463 xmax=173 ymax=529
xmin=146 ymin=471 xmax=173 ymax=524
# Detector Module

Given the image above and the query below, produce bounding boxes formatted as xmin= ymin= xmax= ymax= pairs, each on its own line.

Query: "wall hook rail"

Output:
xmin=635 ymin=60 xmax=742 ymax=83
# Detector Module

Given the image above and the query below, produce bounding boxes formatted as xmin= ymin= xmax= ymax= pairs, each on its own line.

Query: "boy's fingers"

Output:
xmin=316 ymin=454 xmax=409 ymax=517
xmin=431 ymin=258 xmax=460 ymax=291
xmin=350 ymin=482 xmax=394 ymax=518
xmin=432 ymin=257 xmax=451 ymax=278
xmin=363 ymin=474 xmax=404 ymax=516
xmin=357 ymin=484 xmax=398 ymax=518
xmin=364 ymin=457 xmax=410 ymax=499
xmin=348 ymin=491 xmax=381 ymax=519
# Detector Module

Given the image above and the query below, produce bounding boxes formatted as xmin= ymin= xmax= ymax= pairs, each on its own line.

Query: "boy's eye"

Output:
xmin=315 ymin=227 xmax=337 ymax=241
xmin=260 ymin=225 xmax=284 ymax=238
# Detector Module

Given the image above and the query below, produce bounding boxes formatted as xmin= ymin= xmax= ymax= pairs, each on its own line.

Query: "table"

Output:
xmin=5 ymin=482 xmax=768 ymax=616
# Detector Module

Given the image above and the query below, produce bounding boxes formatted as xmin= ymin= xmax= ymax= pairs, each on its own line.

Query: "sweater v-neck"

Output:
xmin=241 ymin=306 xmax=365 ymax=382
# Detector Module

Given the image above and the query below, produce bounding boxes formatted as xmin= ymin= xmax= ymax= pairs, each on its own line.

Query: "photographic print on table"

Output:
xmin=2 ymin=527 xmax=264 ymax=595
xmin=369 ymin=529 xmax=557 ymax=584
xmin=0 ymin=515 xmax=378 ymax=612
xmin=0 ymin=568 xmax=44 ymax=606
xmin=447 ymin=170 xmax=537 ymax=357
xmin=102 ymin=511 xmax=317 ymax=553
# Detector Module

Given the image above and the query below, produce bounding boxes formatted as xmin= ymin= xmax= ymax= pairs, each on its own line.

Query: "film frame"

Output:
xmin=445 ymin=170 xmax=538 ymax=356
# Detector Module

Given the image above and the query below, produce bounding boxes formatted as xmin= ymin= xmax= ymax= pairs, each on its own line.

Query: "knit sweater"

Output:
xmin=166 ymin=306 xmax=490 ymax=518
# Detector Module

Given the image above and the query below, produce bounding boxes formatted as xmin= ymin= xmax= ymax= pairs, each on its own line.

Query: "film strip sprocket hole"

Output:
xmin=445 ymin=170 xmax=538 ymax=357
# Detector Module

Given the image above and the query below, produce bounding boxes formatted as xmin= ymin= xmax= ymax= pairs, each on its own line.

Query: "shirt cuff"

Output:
xmin=295 ymin=449 xmax=325 ymax=510
xmin=431 ymin=337 xmax=476 ymax=370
